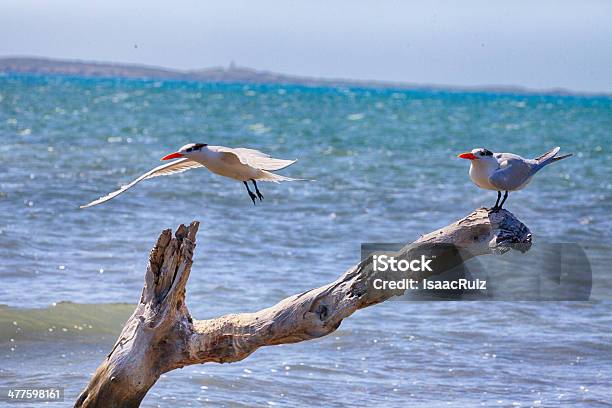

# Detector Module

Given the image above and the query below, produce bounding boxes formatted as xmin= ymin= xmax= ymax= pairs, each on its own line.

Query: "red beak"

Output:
xmin=458 ymin=152 xmax=477 ymax=160
xmin=161 ymin=152 xmax=184 ymax=161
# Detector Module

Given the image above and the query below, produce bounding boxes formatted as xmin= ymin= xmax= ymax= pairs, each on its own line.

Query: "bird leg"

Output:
xmin=498 ymin=191 xmax=509 ymax=209
xmin=243 ymin=181 xmax=257 ymax=205
xmin=489 ymin=191 xmax=502 ymax=212
xmin=251 ymin=179 xmax=264 ymax=201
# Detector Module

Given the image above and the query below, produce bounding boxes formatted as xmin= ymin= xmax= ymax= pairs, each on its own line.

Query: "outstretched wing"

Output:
xmin=80 ymin=158 xmax=204 ymax=208
xmin=209 ymin=145 xmax=297 ymax=171
xmin=488 ymin=157 xmax=533 ymax=191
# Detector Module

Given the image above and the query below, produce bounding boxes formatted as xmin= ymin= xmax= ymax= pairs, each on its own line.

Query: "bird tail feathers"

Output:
xmin=535 ymin=147 xmax=560 ymax=163
xmin=258 ymin=171 xmax=310 ymax=183
xmin=550 ymin=153 xmax=573 ymax=162
xmin=535 ymin=146 xmax=572 ymax=167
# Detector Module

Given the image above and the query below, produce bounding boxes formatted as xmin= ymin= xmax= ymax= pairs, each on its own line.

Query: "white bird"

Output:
xmin=458 ymin=146 xmax=572 ymax=211
xmin=81 ymin=143 xmax=301 ymax=208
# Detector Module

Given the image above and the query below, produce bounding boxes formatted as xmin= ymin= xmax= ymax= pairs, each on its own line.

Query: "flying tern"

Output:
xmin=81 ymin=143 xmax=301 ymax=208
xmin=458 ymin=146 xmax=572 ymax=211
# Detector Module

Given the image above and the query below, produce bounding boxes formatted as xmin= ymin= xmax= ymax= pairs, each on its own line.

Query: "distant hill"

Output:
xmin=0 ymin=56 xmax=187 ymax=80
xmin=0 ymin=56 xmax=417 ymax=90
xmin=0 ymin=56 xmax=605 ymax=96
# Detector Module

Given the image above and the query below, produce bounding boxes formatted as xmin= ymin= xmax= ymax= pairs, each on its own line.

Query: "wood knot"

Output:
xmin=316 ymin=304 xmax=329 ymax=320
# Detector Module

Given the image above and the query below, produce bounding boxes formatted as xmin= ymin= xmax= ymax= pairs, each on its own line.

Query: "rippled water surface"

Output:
xmin=1 ymin=75 xmax=611 ymax=407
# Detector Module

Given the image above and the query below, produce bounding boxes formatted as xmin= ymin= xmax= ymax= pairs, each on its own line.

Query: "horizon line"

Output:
xmin=1 ymin=54 xmax=611 ymax=98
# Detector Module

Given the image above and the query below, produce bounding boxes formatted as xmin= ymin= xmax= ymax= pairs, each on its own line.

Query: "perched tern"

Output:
xmin=458 ymin=146 xmax=572 ymax=211
xmin=81 ymin=143 xmax=301 ymax=208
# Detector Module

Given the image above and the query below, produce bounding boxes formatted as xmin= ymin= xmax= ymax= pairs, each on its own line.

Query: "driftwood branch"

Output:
xmin=75 ymin=208 xmax=531 ymax=408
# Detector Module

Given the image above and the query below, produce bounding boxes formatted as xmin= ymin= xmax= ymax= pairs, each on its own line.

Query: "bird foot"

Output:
xmin=248 ymin=192 xmax=257 ymax=205
xmin=256 ymin=191 xmax=264 ymax=201
xmin=488 ymin=206 xmax=501 ymax=213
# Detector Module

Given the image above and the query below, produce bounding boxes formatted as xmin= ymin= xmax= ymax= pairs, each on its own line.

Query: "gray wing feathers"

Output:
xmin=80 ymin=158 xmax=203 ymax=208
xmin=256 ymin=171 xmax=304 ymax=183
xmin=490 ymin=147 xmax=573 ymax=190
xmin=243 ymin=155 xmax=297 ymax=171
xmin=488 ymin=158 xmax=534 ymax=191
xmin=143 ymin=159 xmax=203 ymax=179
xmin=212 ymin=146 xmax=297 ymax=171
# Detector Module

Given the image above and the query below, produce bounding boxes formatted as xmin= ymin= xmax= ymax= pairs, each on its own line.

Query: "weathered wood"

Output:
xmin=75 ymin=208 xmax=531 ymax=408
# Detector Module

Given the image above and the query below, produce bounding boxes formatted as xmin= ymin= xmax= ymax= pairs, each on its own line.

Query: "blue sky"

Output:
xmin=2 ymin=0 xmax=611 ymax=92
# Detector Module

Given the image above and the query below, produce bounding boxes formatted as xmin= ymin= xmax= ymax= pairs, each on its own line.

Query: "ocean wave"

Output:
xmin=0 ymin=302 xmax=133 ymax=343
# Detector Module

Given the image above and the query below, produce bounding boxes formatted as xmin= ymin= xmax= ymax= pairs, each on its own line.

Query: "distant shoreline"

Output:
xmin=1 ymin=55 xmax=610 ymax=98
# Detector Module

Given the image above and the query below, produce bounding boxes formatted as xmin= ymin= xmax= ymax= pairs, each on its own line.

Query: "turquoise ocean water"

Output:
xmin=0 ymin=74 xmax=611 ymax=406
